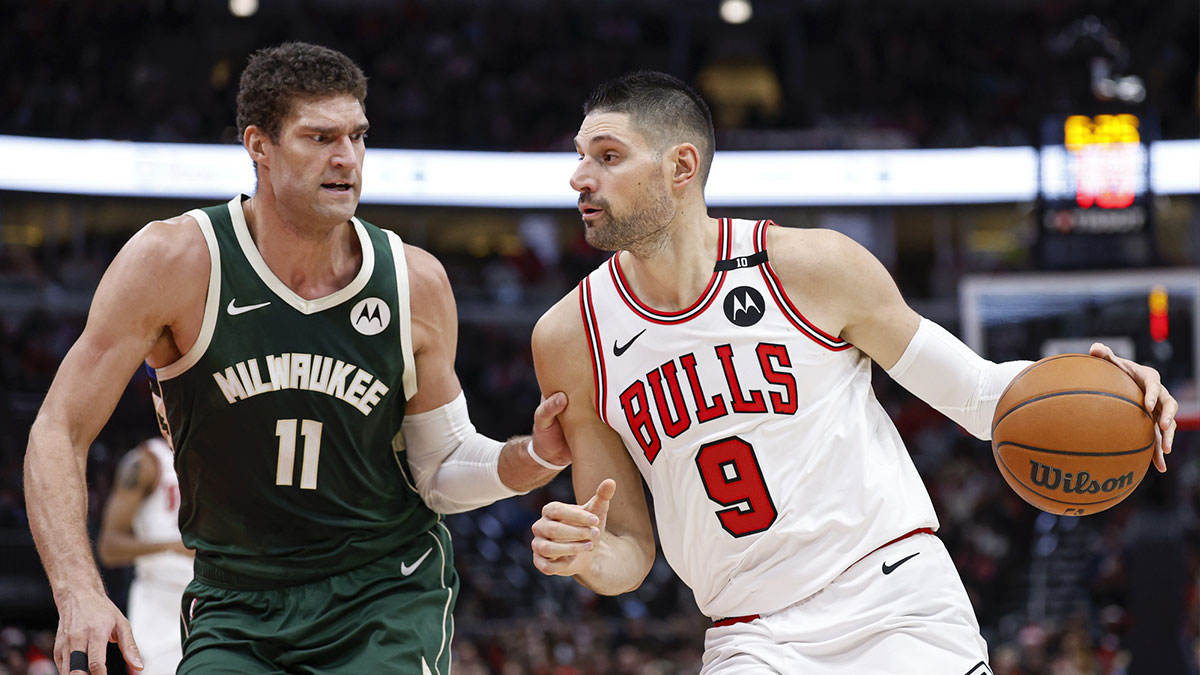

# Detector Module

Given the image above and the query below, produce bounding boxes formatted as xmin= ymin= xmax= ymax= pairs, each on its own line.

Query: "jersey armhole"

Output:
xmin=578 ymin=278 xmax=608 ymax=425
xmin=385 ymin=230 xmax=418 ymax=401
xmin=756 ymin=220 xmax=852 ymax=352
xmin=154 ymin=209 xmax=222 ymax=380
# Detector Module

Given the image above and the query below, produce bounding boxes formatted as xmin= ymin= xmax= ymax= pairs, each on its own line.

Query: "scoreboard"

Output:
xmin=1037 ymin=112 xmax=1157 ymax=268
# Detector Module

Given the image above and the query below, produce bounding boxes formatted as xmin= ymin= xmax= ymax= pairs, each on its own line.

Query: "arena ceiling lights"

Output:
xmin=0 ymin=135 xmax=1196 ymax=207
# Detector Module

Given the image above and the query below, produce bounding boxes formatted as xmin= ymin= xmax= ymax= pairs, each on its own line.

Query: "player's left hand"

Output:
xmin=1090 ymin=343 xmax=1177 ymax=472
xmin=531 ymin=392 xmax=572 ymax=468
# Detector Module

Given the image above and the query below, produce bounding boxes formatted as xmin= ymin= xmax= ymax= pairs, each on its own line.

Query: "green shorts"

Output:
xmin=178 ymin=524 xmax=458 ymax=674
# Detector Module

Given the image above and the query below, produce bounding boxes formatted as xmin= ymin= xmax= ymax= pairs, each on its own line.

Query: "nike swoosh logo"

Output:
xmin=613 ymin=329 xmax=646 ymax=357
xmin=882 ymin=551 xmax=920 ymax=575
xmin=226 ymin=299 xmax=271 ymax=315
xmin=400 ymin=547 xmax=433 ymax=576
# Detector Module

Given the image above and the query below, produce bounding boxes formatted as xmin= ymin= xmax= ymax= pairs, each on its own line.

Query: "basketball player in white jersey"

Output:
xmin=529 ymin=71 xmax=1178 ymax=674
xmin=97 ymin=437 xmax=192 ymax=675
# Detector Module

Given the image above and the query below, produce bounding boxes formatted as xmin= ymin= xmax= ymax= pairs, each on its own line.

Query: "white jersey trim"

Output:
xmin=153 ymin=208 xmax=221 ymax=381
xmin=228 ymin=194 xmax=375 ymax=315
xmin=384 ymin=230 xmax=418 ymax=401
xmin=433 ymin=522 xmax=455 ymax=675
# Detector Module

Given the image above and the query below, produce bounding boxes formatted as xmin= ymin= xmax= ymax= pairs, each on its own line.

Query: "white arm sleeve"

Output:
xmin=886 ymin=318 xmax=1033 ymax=440
xmin=399 ymin=392 xmax=525 ymax=514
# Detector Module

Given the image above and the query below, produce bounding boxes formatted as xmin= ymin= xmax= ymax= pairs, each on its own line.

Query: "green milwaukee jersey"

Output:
xmin=151 ymin=195 xmax=437 ymax=589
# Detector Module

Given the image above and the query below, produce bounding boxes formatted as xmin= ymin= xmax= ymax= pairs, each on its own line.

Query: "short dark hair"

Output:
xmin=583 ymin=71 xmax=715 ymax=186
xmin=236 ymin=42 xmax=367 ymax=142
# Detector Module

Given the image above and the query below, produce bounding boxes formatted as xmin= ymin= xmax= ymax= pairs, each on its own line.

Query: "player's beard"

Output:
xmin=583 ymin=177 xmax=674 ymax=257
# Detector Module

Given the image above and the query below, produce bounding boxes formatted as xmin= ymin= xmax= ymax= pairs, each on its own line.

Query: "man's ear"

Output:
xmin=669 ymin=142 xmax=701 ymax=189
xmin=244 ymin=125 xmax=270 ymax=167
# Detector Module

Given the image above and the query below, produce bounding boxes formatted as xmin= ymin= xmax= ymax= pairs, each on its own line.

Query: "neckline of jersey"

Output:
xmin=609 ymin=218 xmax=732 ymax=324
xmin=228 ymin=194 xmax=375 ymax=316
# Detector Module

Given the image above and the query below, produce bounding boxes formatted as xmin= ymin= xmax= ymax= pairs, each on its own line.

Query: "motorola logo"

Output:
xmin=351 ymin=297 xmax=391 ymax=335
xmin=723 ymin=286 xmax=765 ymax=327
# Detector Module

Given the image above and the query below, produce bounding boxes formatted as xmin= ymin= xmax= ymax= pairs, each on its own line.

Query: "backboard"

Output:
xmin=960 ymin=269 xmax=1199 ymax=428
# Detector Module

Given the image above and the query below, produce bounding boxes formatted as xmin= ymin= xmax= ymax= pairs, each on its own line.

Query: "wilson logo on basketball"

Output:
xmin=1028 ymin=460 xmax=1135 ymax=495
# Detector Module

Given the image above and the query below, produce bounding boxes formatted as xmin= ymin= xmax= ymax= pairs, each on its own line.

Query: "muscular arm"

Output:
xmin=764 ymin=227 xmax=1174 ymax=458
xmin=766 ymin=227 xmax=1027 ymax=439
xmin=765 ymin=227 xmax=920 ymax=367
xmin=529 ymin=292 xmax=656 ymax=595
xmin=26 ymin=219 xmax=199 ymax=594
xmin=402 ymin=245 xmax=565 ymax=508
xmin=96 ymin=446 xmax=186 ymax=567
xmin=24 ymin=216 xmax=204 ymax=673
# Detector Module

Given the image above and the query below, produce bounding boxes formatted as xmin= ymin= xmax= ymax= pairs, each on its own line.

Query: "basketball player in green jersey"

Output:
xmin=24 ymin=42 xmax=571 ymax=675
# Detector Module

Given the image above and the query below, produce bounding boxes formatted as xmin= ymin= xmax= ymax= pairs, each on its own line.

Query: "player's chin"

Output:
xmin=315 ymin=195 xmax=359 ymax=220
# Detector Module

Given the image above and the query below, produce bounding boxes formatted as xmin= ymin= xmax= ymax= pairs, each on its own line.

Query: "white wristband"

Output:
xmin=526 ymin=438 xmax=568 ymax=471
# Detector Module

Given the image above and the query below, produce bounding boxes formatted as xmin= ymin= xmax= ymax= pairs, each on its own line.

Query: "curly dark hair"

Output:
xmin=235 ymin=42 xmax=367 ymax=142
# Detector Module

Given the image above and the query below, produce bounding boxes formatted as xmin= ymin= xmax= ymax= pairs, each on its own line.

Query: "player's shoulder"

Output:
xmin=402 ymin=243 xmax=450 ymax=289
xmin=532 ymin=287 xmax=592 ymax=387
xmin=124 ymin=212 xmax=209 ymax=269
xmin=402 ymin=244 xmax=454 ymax=305
xmin=533 ymin=286 xmax=586 ymax=349
xmin=400 ymin=244 xmax=457 ymax=331
xmin=766 ymin=224 xmax=876 ymax=283
xmin=144 ymin=211 xmax=206 ymax=241
xmin=100 ymin=211 xmax=210 ymax=298
xmin=767 ymin=224 xmax=862 ymax=260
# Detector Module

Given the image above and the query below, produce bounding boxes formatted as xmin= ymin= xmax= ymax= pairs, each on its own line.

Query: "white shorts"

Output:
xmin=701 ymin=533 xmax=992 ymax=675
xmin=128 ymin=579 xmax=188 ymax=675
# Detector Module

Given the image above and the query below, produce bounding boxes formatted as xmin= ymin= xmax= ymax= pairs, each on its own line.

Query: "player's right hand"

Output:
xmin=1090 ymin=342 xmax=1177 ymax=472
xmin=531 ymin=479 xmax=616 ymax=577
xmin=54 ymin=589 xmax=143 ymax=674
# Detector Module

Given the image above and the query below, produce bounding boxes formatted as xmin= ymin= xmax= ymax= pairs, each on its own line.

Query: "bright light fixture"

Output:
xmin=229 ymin=0 xmax=258 ymax=18
xmin=720 ymin=0 xmax=752 ymax=24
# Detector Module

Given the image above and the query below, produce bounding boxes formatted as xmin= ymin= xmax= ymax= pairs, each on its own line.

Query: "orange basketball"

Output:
xmin=991 ymin=354 xmax=1155 ymax=516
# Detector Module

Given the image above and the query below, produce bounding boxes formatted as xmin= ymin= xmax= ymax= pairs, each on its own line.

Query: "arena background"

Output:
xmin=1 ymin=1 xmax=1198 ymax=673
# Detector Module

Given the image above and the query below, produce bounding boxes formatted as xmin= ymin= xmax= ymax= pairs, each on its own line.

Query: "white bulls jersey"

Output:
xmin=578 ymin=218 xmax=938 ymax=620
xmin=131 ymin=438 xmax=193 ymax=586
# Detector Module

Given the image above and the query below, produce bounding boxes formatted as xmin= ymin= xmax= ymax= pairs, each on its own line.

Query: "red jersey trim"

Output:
xmin=578 ymin=279 xmax=609 ymax=424
xmin=713 ymin=613 xmax=760 ymax=627
xmin=756 ymin=220 xmax=852 ymax=352
xmin=607 ymin=219 xmax=731 ymax=325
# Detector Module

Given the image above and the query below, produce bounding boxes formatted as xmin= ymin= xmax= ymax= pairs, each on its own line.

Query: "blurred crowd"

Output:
xmin=2 ymin=0 xmax=1197 ymax=151
xmin=2 ymin=0 xmax=1199 ymax=672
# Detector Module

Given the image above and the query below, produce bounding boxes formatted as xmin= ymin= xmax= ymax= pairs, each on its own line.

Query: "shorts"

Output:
xmin=128 ymin=578 xmax=189 ymax=675
xmin=701 ymin=533 xmax=992 ymax=675
xmin=178 ymin=523 xmax=458 ymax=674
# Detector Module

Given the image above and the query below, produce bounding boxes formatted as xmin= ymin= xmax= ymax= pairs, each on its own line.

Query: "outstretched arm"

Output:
xmin=401 ymin=245 xmax=568 ymax=514
xmin=528 ymin=291 xmax=656 ymax=595
xmin=767 ymin=226 xmax=1176 ymax=467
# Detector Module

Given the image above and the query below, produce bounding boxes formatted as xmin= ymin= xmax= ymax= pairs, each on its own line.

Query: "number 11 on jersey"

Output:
xmin=276 ymin=418 xmax=323 ymax=489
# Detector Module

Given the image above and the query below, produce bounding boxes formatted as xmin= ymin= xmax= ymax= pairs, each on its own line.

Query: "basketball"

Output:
xmin=991 ymin=354 xmax=1155 ymax=516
